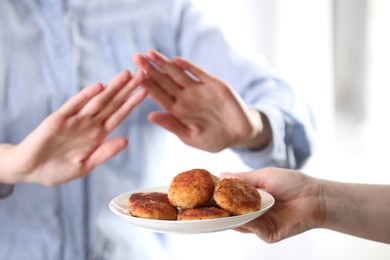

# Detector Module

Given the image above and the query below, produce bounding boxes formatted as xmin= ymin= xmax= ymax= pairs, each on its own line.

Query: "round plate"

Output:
xmin=109 ymin=186 xmax=275 ymax=234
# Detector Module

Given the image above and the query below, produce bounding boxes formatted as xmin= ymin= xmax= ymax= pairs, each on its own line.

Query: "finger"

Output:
xmin=80 ymin=70 xmax=132 ymax=117
xmin=233 ymin=226 xmax=253 ymax=234
xmin=148 ymin=112 xmax=188 ymax=138
xmin=58 ymin=83 xmax=105 ymax=117
xmin=96 ymin=71 xmax=144 ymax=122
xmin=142 ymin=77 xmax=175 ymax=111
xmin=172 ymin=56 xmax=214 ymax=83
xmin=134 ymin=53 xmax=182 ymax=96
xmin=84 ymin=137 xmax=128 ymax=172
xmin=241 ymin=218 xmax=273 ymax=242
xmin=146 ymin=50 xmax=198 ymax=88
xmin=221 ymin=170 xmax=268 ymax=189
xmin=104 ymin=87 xmax=148 ymax=131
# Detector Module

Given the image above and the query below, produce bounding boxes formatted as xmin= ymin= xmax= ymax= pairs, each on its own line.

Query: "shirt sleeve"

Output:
xmin=233 ymin=102 xmax=315 ymax=170
xmin=173 ymin=0 xmax=316 ymax=169
xmin=0 ymin=184 xmax=14 ymax=200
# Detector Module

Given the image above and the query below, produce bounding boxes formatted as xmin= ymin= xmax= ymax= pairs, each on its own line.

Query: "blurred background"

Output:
xmin=159 ymin=0 xmax=390 ymax=259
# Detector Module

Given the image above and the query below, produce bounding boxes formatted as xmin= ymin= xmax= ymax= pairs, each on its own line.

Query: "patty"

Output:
xmin=168 ymin=169 xmax=216 ymax=209
xmin=129 ymin=192 xmax=178 ymax=220
xmin=213 ymin=178 xmax=261 ymax=215
xmin=129 ymin=192 xmax=170 ymax=207
xmin=177 ymin=207 xmax=230 ymax=220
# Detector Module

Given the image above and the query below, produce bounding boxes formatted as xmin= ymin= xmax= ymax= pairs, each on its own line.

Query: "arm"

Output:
xmin=0 ymin=70 xmax=146 ymax=189
xmin=222 ymin=168 xmax=390 ymax=244
xmin=175 ymin=1 xmax=315 ymax=169
xmin=137 ymin=0 xmax=314 ymax=169
xmin=320 ymin=179 xmax=390 ymax=243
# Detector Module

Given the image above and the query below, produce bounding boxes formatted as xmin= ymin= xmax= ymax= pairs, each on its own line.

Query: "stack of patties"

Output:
xmin=129 ymin=168 xmax=261 ymax=220
xmin=168 ymin=168 xmax=231 ymax=220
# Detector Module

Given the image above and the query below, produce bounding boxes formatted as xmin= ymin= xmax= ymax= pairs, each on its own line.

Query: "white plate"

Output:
xmin=109 ymin=186 xmax=275 ymax=234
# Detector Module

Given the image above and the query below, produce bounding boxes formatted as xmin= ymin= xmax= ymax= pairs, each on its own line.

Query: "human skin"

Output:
xmin=133 ymin=50 xmax=272 ymax=153
xmin=0 ymin=70 xmax=147 ymax=186
xmin=222 ymin=167 xmax=390 ymax=244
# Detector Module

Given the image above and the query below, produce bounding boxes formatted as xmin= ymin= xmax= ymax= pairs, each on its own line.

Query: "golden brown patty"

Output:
xmin=168 ymin=169 xmax=216 ymax=209
xmin=210 ymin=174 xmax=220 ymax=185
xmin=213 ymin=178 xmax=261 ymax=215
xmin=129 ymin=192 xmax=178 ymax=220
xmin=177 ymin=207 xmax=230 ymax=220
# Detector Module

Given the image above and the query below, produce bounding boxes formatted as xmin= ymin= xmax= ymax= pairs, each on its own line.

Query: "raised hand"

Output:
xmin=0 ymin=70 xmax=147 ymax=186
xmin=133 ymin=50 xmax=271 ymax=152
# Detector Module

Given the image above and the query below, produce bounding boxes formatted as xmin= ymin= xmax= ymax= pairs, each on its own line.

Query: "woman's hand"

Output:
xmin=133 ymin=50 xmax=271 ymax=152
xmin=221 ymin=168 xmax=322 ymax=243
xmin=0 ymin=70 xmax=147 ymax=186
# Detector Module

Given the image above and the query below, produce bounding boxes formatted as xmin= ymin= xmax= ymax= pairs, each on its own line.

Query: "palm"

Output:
xmin=19 ymin=112 xmax=111 ymax=184
xmin=134 ymin=50 xmax=258 ymax=152
xmin=8 ymin=70 xmax=146 ymax=186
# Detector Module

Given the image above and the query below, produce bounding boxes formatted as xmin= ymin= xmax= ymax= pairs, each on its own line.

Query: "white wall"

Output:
xmin=163 ymin=0 xmax=390 ymax=259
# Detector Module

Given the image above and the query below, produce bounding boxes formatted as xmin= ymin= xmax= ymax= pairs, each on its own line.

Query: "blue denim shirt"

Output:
xmin=0 ymin=0 xmax=315 ymax=259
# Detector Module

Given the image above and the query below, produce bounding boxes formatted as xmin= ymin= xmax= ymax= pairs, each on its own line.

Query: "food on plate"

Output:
xmin=177 ymin=207 xmax=230 ymax=220
xmin=128 ymin=168 xmax=262 ymax=220
xmin=129 ymin=192 xmax=178 ymax=220
xmin=168 ymin=168 xmax=216 ymax=209
xmin=129 ymin=191 xmax=169 ymax=207
xmin=213 ymin=178 xmax=261 ymax=215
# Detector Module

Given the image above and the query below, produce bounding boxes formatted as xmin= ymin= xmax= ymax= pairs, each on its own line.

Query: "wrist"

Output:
xmin=0 ymin=143 xmax=24 ymax=185
xmin=235 ymin=109 xmax=272 ymax=150
xmin=317 ymin=179 xmax=342 ymax=230
xmin=0 ymin=147 xmax=17 ymax=199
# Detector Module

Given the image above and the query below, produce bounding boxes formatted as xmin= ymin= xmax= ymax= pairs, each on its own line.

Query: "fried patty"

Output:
xmin=129 ymin=192 xmax=170 ymax=207
xmin=177 ymin=207 xmax=230 ymax=220
xmin=129 ymin=192 xmax=178 ymax=220
xmin=168 ymin=169 xmax=216 ymax=209
xmin=213 ymin=178 xmax=261 ymax=215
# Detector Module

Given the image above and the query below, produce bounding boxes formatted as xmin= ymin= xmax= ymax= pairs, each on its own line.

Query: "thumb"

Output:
xmin=148 ymin=112 xmax=188 ymax=138
xmin=220 ymin=169 xmax=270 ymax=189
xmin=85 ymin=137 xmax=128 ymax=172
